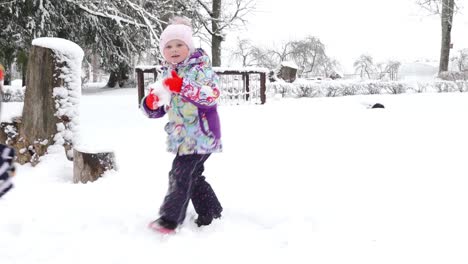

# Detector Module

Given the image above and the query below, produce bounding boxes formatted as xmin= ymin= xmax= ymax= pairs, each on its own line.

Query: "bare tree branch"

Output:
xmin=196 ymin=0 xmax=213 ymax=16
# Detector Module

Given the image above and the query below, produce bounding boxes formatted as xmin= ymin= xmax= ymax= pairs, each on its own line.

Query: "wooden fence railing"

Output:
xmin=135 ymin=66 xmax=267 ymax=107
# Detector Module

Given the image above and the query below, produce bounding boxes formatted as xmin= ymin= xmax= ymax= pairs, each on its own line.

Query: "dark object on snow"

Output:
xmin=329 ymin=71 xmax=342 ymax=80
xmin=0 ymin=144 xmax=16 ymax=198
xmin=371 ymin=103 xmax=385 ymax=109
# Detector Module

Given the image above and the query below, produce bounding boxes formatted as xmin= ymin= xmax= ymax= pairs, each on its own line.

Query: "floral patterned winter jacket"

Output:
xmin=141 ymin=48 xmax=222 ymax=155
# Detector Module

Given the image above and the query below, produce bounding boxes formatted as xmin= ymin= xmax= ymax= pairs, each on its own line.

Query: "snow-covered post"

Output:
xmin=19 ymin=37 xmax=83 ymax=164
xmin=73 ymin=148 xmax=116 ymax=183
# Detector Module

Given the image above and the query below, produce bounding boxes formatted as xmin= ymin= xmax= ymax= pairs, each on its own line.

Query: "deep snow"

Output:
xmin=1 ymin=87 xmax=468 ymax=264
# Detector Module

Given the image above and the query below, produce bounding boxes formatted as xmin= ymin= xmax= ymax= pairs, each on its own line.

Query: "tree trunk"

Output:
xmin=106 ymin=63 xmax=130 ymax=88
xmin=106 ymin=71 xmax=119 ymax=88
xmin=212 ymin=35 xmax=222 ymax=67
xmin=16 ymin=49 xmax=29 ymax=86
xmin=92 ymin=53 xmax=99 ymax=82
xmin=3 ymin=67 xmax=11 ymax=86
xmin=22 ymin=68 xmax=26 ymax=87
xmin=118 ymin=64 xmax=130 ymax=87
xmin=21 ymin=46 xmax=63 ymax=161
xmin=439 ymin=0 xmax=454 ymax=73
xmin=211 ymin=0 xmax=222 ymax=66
xmin=2 ymin=46 xmax=15 ymax=85
xmin=9 ymin=41 xmax=83 ymax=165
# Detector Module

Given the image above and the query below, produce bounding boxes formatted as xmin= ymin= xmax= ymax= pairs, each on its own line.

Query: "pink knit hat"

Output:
xmin=159 ymin=17 xmax=195 ymax=56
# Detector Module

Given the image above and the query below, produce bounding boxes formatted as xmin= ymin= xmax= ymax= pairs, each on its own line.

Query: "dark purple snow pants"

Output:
xmin=159 ymin=153 xmax=223 ymax=225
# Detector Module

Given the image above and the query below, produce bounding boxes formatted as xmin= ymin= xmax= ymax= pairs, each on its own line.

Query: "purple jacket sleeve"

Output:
xmin=140 ymin=96 xmax=166 ymax=118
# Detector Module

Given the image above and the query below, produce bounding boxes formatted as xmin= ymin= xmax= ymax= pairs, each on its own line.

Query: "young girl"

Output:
xmin=141 ymin=17 xmax=223 ymax=234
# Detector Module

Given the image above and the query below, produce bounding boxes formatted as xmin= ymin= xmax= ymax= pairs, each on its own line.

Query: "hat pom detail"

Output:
xmin=169 ymin=16 xmax=192 ymax=28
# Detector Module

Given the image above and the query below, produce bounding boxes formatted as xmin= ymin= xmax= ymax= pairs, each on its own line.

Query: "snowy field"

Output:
xmin=1 ymin=88 xmax=468 ymax=264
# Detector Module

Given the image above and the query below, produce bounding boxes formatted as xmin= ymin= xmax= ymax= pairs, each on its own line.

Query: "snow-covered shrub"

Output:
xmin=265 ymin=78 xmax=467 ymax=101
xmin=342 ymin=83 xmax=360 ymax=96
xmin=2 ymin=85 xmax=25 ymax=102
xmin=363 ymin=81 xmax=381 ymax=94
xmin=438 ymin=71 xmax=468 ymax=81
xmin=382 ymin=82 xmax=409 ymax=94
xmin=325 ymin=81 xmax=348 ymax=97
xmin=325 ymin=84 xmax=340 ymax=97
xmin=411 ymin=82 xmax=432 ymax=93
xmin=291 ymin=84 xmax=314 ymax=97
xmin=454 ymin=81 xmax=468 ymax=92
xmin=434 ymin=80 xmax=459 ymax=93
xmin=292 ymin=79 xmax=323 ymax=98
xmin=267 ymin=81 xmax=295 ymax=98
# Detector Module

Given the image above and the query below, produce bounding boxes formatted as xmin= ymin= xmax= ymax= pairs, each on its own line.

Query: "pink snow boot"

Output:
xmin=148 ymin=219 xmax=176 ymax=235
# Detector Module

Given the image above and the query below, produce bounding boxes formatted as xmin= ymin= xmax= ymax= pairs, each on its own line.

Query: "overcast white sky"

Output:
xmin=222 ymin=0 xmax=468 ymax=72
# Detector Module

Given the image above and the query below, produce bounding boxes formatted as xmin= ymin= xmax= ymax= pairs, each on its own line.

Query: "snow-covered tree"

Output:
xmin=386 ymin=60 xmax=401 ymax=81
xmin=0 ymin=1 xmax=30 ymax=85
xmin=375 ymin=60 xmax=401 ymax=81
xmin=353 ymin=54 xmax=375 ymax=79
xmin=250 ymin=46 xmax=278 ymax=70
xmin=229 ymin=38 xmax=256 ymax=66
xmin=229 ymin=38 xmax=277 ymax=69
xmin=187 ymin=0 xmax=255 ymax=66
xmin=0 ymin=0 xmax=174 ymax=87
xmin=229 ymin=36 xmax=338 ymax=77
xmin=319 ymin=56 xmax=340 ymax=79
xmin=289 ymin=36 xmax=328 ymax=77
xmin=450 ymin=49 xmax=468 ymax=72
xmin=268 ymin=42 xmax=294 ymax=64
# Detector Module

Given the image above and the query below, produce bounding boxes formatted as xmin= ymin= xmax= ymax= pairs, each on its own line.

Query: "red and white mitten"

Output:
xmin=145 ymin=88 xmax=160 ymax=110
xmin=147 ymin=79 xmax=171 ymax=107
xmin=163 ymin=70 xmax=183 ymax=93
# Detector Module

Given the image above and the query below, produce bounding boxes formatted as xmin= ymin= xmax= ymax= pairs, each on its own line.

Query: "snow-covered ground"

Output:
xmin=1 ymin=88 xmax=468 ymax=264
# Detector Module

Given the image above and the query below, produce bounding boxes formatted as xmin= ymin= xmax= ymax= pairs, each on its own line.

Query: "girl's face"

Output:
xmin=163 ymin=39 xmax=190 ymax=65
